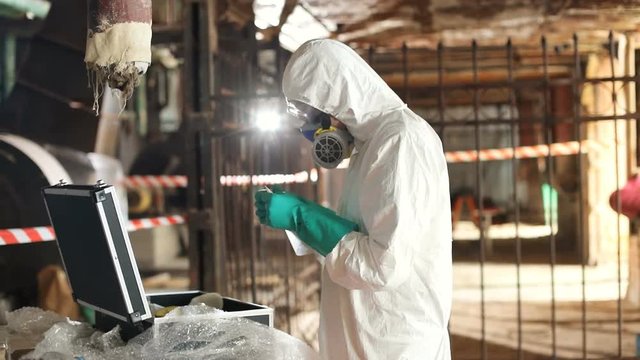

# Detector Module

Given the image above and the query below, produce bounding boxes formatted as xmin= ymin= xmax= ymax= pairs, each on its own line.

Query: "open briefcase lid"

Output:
xmin=41 ymin=181 xmax=152 ymax=324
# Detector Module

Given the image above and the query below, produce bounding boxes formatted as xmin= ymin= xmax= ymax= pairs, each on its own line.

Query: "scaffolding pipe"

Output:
xmin=506 ymin=37 xmax=524 ymax=360
xmin=471 ymin=39 xmax=488 ymax=360
xmin=608 ymin=30 xmax=624 ymax=358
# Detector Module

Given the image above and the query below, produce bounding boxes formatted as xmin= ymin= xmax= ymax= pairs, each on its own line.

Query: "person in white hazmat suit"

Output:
xmin=254 ymin=39 xmax=452 ymax=360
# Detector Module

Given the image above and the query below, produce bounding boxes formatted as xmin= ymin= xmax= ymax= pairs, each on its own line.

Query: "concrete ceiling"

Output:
xmin=298 ymin=0 xmax=640 ymax=48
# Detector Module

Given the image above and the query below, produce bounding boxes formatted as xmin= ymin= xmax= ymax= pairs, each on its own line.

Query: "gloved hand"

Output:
xmin=254 ymin=187 xmax=359 ymax=256
xmin=254 ymin=189 xmax=305 ymax=230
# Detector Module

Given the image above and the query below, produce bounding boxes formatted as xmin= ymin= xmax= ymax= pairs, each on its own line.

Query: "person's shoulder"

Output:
xmin=370 ymin=113 xmax=445 ymax=168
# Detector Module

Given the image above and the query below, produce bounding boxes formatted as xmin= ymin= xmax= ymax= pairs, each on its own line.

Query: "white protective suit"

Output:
xmin=282 ymin=39 xmax=452 ymax=360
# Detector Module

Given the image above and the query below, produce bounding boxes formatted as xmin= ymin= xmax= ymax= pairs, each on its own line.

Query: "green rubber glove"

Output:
xmin=255 ymin=190 xmax=304 ymax=229
xmin=254 ymin=188 xmax=359 ymax=256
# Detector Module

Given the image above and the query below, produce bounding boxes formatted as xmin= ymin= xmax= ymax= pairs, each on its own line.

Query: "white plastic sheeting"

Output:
xmin=8 ymin=306 xmax=318 ymax=360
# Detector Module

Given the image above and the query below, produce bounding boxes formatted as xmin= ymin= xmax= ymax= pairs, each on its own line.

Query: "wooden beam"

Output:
xmin=382 ymin=66 xmax=570 ymax=88
xmin=334 ymin=2 xmax=640 ymax=49
xmin=407 ymin=88 xmax=511 ymax=108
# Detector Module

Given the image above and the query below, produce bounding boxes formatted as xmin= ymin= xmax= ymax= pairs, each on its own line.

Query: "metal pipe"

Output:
xmin=573 ymin=33 xmax=588 ymax=360
xmin=636 ymin=50 xmax=640 ymax=167
xmin=542 ymin=35 xmax=558 ymax=359
xmin=184 ymin=1 xmax=203 ymax=290
xmin=368 ymin=45 xmax=374 ymax=65
xmin=276 ymin=40 xmax=283 ymax=90
xmin=472 ymin=39 xmax=487 ymax=360
xmin=222 ymin=183 xmax=231 ymax=296
xmin=2 ymin=34 xmax=14 ymax=100
xmin=247 ymin=89 xmax=259 ymax=305
xmin=211 ymin=77 xmax=639 ymax=100
xmin=389 ymin=76 xmax=640 ymax=91
xmin=233 ymin=179 xmax=243 ymax=299
xmin=285 ymin=232 xmax=292 ymax=333
xmin=210 ymin=113 xmax=639 ymax=138
xmin=437 ymin=42 xmax=446 ymax=141
xmin=0 ymin=35 xmax=4 ymax=105
xmin=250 ymin=199 xmax=259 ymax=303
xmin=507 ymin=38 xmax=523 ymax=360
xmin=283 ymin=143 xmax=292 ymax=333
xmin=608 ymin=31 xmax=624 ymax=358
xmin=16 ymin=78 xmax=94 ymax=114
xmin=94 ymin=85 xmax=125 ymax=156
xmin=402 ymin=42 xmax=408 ymax=102
xmin=245 ymin=43 xmax=259 ymax=304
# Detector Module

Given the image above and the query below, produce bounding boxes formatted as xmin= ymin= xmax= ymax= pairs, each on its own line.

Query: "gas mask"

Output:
xmin=287 ymin=100 xmax=354 ymax=169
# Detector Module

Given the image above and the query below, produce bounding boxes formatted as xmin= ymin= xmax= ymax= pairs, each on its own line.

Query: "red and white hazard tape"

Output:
xmin=445 ymin=141 xmax=585 ymax=163
xmin=123 ymin=171 xmax=319 ymax=188
xmin=0 ymin=215 xmax=187 ymax=246
xmin=0 ymin=226 xmax=55 ymax=246
xmin=126 ymin=215 xmax=186 ymax=231
xmin=122 ymin=141 xmax=592 ymax=189
xmin=220 ymin=170 xmax=318 ymax=187
xmin=123 ymin=175 xmax=187 ymax=189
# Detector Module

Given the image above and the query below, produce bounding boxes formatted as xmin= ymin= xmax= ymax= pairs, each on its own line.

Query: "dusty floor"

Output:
xmin=451 ymin=262 xmax=640 ymax=358
xmin=139 ymin=245 xmax=640 ymax=358
xmin=451 ymin=334 xmax=565 ymax=360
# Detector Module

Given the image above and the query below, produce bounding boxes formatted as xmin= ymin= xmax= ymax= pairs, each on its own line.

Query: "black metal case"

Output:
xmin=42 ymin=182 xmax=152 ymax=325
xmin=42 ymin=182 xmax=273 ymax=340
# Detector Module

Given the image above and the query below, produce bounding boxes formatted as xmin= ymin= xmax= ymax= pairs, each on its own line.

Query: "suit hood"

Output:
xmin=282 ymin=39 xmax=405 ymax=142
